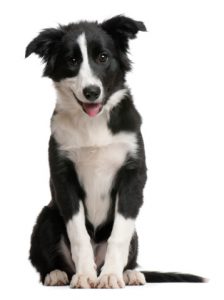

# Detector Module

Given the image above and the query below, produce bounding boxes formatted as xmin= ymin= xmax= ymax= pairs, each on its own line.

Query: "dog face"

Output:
xmin=26 ymin=16 xmax=146 ymax=117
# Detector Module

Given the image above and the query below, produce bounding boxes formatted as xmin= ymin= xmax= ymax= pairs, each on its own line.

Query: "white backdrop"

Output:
xmin=0 ymin=0 xmax=223 ymax=299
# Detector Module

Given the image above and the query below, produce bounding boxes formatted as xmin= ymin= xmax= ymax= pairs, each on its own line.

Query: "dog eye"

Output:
xmin=71 ymin=58 xmax=78 ymax=65
xmin=96 ymin=52 xmax=108 ymax=64
xmin=68 ymin=57 xmax=78 ymax=65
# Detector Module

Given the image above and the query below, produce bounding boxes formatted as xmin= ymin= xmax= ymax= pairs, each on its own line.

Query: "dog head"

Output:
xmin=26 ymin=15 xmax=146 ymax=117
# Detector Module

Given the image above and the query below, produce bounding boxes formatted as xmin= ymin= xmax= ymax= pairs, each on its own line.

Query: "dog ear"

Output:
xmin=101 ymin=15 xmax=147 ymax=52
xmin=25 ymin=28 xmax=64 ymax=61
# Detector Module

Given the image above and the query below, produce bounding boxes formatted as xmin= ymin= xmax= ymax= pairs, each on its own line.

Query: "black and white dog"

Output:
xmin=26 ymin=15 xmax=204 ymax=288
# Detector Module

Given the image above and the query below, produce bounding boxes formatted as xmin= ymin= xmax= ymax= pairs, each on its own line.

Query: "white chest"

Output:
xmin=51 ymin=110 xmax=137 ymax=227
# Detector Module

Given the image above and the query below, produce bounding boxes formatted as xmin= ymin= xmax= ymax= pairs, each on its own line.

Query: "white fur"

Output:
xmin=70 ymin=274 xmax=95 ymax=288
xmin=96 ymin=274 xmax=125 ymax=288
xmin=104 ymin=88 xmax=128 ymax=114
xmin=123 ymin=270 xmax=146 ymax=285
xmin=44 ymin=270 xmax=69 ymax=286
xmin=66 ymin=202 xmax=96 ymax=278
xmin=51 ymin=92 xmax=138 ymax=228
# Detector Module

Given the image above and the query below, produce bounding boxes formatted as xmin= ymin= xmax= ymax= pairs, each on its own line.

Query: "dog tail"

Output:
xmin=141 ymin=271 xmax=206 ymax=283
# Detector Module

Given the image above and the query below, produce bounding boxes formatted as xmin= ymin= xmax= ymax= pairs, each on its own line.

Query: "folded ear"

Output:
xmin=101 ymin=15 xmax=147 ymax=52
xmin=25 ymin=28 xmax=64 ymax=61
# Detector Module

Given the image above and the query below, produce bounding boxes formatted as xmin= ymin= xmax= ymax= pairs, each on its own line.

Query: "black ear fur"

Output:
xmin=101 ymin=15 xmax=147 ymax=52
xmin=25 ymin=28 xmax=64 ymax=60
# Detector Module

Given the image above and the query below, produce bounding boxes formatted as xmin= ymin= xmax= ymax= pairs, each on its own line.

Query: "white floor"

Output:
xmin=8 ymin=280 xmax=220 ymax=300
xmin=4 ymin=266 xmax=221 ymax=300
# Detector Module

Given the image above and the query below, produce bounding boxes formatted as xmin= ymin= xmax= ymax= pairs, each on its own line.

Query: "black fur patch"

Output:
xmin=48 ymin=136 xmax=84 ymax=222
xmin=108 ymin=92 xmax=142 ymax=133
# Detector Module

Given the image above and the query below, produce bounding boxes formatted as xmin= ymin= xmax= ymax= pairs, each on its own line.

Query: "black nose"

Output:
xmin=83 ymin=85 xmax=101 ymax=101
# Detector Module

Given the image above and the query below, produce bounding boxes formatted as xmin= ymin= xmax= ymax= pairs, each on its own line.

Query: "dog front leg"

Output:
xmin=67 ymin=202 xmax=97 ymax=288
xmin=96 ymin=208 xmax=135 ymax=288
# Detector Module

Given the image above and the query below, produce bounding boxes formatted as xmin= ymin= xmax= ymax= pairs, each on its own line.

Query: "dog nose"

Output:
xmin=83 ymin=85 xmax=101 ymax=101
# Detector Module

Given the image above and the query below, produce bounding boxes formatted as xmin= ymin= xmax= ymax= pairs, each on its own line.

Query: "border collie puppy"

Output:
xmin=26 ymin=15 xmax=204 ymax=288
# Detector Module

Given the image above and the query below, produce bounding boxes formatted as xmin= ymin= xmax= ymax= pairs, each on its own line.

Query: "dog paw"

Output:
xmin=70 ymin=273 xmax=97 ymax=288
xmin=44 ymin=270 xmax=69 ymax=286
xmin=95 ymin=274 xmax=125 ymax=288
xmin=123 ymin=270 xmax=146 ymax=286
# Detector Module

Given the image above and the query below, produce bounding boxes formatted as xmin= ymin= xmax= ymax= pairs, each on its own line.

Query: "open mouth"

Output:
xmin=72 ymin=92 xmax=103 ymax=117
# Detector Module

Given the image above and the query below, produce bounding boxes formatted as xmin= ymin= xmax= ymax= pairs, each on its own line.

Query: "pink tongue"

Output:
xmin=82 ymin=103 xmax=102 ymax=117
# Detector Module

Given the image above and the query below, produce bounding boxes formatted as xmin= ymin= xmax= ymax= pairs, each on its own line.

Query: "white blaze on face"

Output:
xmin=75 ymin=33 xmax=103 ymax=102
